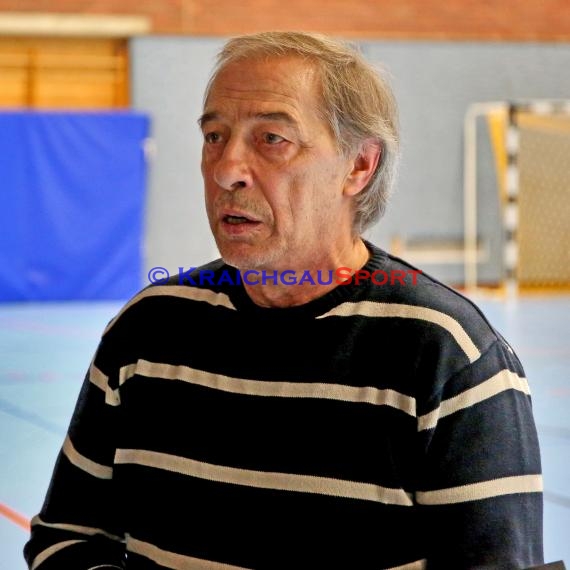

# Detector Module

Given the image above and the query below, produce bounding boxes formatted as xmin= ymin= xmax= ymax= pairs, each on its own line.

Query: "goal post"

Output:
xmin=463 ymin=99 xmax=570 ymax=294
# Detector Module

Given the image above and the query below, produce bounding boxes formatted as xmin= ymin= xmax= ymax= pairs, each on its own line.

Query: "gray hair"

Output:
xmin=203 ymin=31 xmax=400 ymax=233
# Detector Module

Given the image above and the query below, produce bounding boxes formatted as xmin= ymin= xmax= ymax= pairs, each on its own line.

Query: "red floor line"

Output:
xmin=0 ymin=502 xmax=31 ymax=532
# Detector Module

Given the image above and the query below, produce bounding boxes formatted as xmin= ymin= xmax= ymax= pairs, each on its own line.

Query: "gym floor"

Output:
xmin=1 ymin=295 xmax=569 ymax=569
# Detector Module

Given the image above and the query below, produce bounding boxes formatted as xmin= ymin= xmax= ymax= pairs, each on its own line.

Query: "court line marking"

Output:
xmin=0 ymin=502 xmax=31 ymax=531
xmin=0 ymin=398 xmax=66 ymax=436
xmin=537 ymin=425 xmax=570 ymax=440
xmin=544 ymin=491 xmax=570 ymax=510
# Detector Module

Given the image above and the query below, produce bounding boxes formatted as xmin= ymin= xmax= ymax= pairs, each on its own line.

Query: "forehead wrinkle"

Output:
xmin=208 ymin=55 xmax=321 ymax=104
xmin=207 ymin=72 xmax=320 ymax=114
xmin=254 ymin=112 xmax=297 ymax=125
xmin=213 ymin=69 xmax=310 ymax=95
xmin=201 ymin=94 xmax=304 ymax=128
xmin=210 ymin=88 xmax=304 ymax=114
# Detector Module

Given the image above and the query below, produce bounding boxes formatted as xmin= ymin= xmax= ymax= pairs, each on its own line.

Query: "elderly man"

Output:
xmin=25 ymin=32 xmax=543 ymax=569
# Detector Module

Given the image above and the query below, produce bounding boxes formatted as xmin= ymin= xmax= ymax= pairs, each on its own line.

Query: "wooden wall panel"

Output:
xmin=0 ymin=38 xmax=129 ymax=108
xmin=0 ymin=0 xmax=569 ymax=40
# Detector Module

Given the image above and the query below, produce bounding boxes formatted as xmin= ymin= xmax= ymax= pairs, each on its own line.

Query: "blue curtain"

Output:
xmin=0 ymin=111 xmax=150 ymax=301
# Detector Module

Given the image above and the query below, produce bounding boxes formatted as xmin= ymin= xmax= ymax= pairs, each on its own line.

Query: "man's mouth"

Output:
xmin=224 ymin=215 xmax=252 ymax=225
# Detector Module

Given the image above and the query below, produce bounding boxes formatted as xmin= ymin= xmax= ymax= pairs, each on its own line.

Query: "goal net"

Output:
xmin=464 ymin=100 xmax=570 ymax=293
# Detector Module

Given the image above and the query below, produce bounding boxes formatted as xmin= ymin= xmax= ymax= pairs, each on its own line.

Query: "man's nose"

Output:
xmin=213 ymin=137 xmax=253 ymax=191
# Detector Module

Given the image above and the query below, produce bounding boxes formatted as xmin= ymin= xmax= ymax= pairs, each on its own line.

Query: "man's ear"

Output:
xmin=343 ymin=140 xmax=382 ymax=197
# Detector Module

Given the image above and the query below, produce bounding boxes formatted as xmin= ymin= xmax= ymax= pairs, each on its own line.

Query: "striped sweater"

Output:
xmin=24 ymin=243 xmax=543 ymax=569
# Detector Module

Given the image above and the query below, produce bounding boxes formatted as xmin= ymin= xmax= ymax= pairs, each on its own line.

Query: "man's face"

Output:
xmin=200 ymin=56 xmax=356 ymax=271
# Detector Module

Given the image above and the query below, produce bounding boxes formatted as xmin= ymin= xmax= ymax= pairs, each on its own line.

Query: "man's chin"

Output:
xmin=221 ymin=256 xmax=269 ymax=272
xmin=218 ymin=248 xmax=279 ymax=272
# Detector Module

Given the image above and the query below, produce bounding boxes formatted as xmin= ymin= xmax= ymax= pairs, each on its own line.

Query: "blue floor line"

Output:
xmin=0 ymin=398 xmax=66 ymax=437
xmin=544 ymin=491 xmax=570 ymax=510
xmin=538 ymin=425 xmax=570 ymax=440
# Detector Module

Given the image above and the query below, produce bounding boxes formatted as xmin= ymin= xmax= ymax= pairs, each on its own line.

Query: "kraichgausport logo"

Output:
xmin=147 ymin=267 xmax=422 ymax=287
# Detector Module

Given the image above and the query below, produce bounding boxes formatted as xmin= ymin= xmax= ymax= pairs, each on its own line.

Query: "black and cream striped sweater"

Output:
xmin=25 ymin=243 xmax=543 ymax=569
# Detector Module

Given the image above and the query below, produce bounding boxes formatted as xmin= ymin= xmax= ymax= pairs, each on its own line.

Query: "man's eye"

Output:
xmin=204 ymin=132 xmax=222 ymax=143
xmin=263 ymin=133 xmax=285 ymax=145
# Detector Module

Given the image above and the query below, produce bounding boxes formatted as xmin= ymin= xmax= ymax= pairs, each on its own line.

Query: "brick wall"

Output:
xmin=0 ymin=0 xmax=569 ymax=40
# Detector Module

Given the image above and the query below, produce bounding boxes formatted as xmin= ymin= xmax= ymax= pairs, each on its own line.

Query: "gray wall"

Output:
xmin=132 ymin=37 xmax=570 ymax=285
xmin=131 ymin=37 xmax=225 ymax=278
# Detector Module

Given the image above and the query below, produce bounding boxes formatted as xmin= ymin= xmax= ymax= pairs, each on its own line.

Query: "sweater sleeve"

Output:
xmin=416 ymin=337 xmax=544 ymax=569
xmin=23 ymin=336 xmax=126 ymax=570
